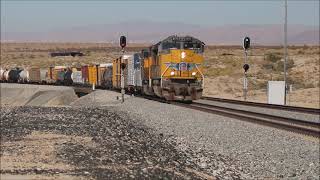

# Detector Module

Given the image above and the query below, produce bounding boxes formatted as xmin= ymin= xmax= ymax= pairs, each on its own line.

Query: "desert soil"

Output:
xmin=1 ymin=43 xmax=319 ymax=108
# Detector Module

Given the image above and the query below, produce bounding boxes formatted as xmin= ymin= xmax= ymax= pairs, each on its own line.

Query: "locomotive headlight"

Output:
xmin=170 ymin=71 xmax=175 ymax=76
xmin=181 ymin=52 xmax=186 ymax=59
xmin=192 ymin=72 xmax=197 ymax=76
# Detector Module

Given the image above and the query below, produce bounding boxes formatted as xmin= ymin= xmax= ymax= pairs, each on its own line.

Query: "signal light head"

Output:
xmin=243 ymin=37 xmax=251 ymax=50
xmin=243 ymin=63 xmax=249 ymax=72
xmin=120 ymin=36 xmax=126 ymax=48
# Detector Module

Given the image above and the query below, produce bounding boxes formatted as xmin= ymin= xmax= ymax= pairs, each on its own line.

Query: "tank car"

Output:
xmin=0 ymin=68 xmax=5 ymax=82
xmin=8 ymin=68 xmax=23 ymax=83
xmin=3 ymin=69 xmax=10 ymax=82
xmin=18 ymin=70 xmax=29 ymax=83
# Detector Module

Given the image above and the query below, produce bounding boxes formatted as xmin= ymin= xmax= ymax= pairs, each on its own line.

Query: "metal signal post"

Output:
xmin=120 ymin=36 xmax=126 ymax=103
xmin=243 ymin=37 xmax=251 ymax=101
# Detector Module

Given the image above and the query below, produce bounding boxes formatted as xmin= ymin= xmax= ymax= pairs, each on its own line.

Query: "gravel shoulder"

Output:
xmin=114 ymin=96 xmax=320 ymax=179
xmin=1 ymin=87 xmax=319 ymax=179
xmin=1 ymin=106 xmax=224 ymax=179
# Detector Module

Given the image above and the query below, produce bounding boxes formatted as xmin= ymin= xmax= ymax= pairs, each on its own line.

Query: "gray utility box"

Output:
xmin=267 ymin=81 xmax=285 ymax=105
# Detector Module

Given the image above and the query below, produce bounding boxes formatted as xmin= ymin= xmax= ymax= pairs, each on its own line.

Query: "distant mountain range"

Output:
xmin=1 ymin=21 xmax=319 ymax=45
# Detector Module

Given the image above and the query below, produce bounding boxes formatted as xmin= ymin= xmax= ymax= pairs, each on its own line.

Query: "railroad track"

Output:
xmin=43 ymin=85 xmax=320 ymax=137
xmin=201 ymin=96 xmax=320 ymax=115
xmin=173 ymin=101 xmax=320 ymax=138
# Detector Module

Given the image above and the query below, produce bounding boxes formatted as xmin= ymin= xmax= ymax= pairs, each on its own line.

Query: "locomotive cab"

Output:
xmin=142 ymin=35 xmax=205 ymax=101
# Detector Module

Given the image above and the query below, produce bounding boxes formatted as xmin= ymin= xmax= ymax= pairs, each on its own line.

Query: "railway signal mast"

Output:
xmin=120 ymin=36 xmax=127 ymax=103
xmin=243 ymin=37 xmax=251 ymax=101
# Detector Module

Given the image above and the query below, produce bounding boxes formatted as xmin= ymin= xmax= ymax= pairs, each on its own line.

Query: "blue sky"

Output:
xmin=1 ymin=0 xmax=319 ymax=33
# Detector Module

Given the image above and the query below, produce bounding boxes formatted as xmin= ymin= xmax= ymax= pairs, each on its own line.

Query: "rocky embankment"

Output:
xmin=0 ymin=83 xmax=78 ymax=106
xmin=0 ymin=106 xmax=243 ymax=179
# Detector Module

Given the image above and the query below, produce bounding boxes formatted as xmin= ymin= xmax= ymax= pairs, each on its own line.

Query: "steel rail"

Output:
xmin=173 ymin=101 xmax=320 ymax=138
xmin=201 ymin=96 xmax=320 ymax=115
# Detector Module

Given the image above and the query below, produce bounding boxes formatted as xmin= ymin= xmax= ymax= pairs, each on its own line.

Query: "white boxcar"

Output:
xmin=71 ymin=71 xmax=83 ymax=84
xmin=126 ymin=53 xmax=142 ymax=87
xmin=40 ymin=69 xmax=48 ymax=82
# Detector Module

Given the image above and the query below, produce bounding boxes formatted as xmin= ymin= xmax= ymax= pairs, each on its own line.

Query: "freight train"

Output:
xmin=0 ymin=35 xmax=205 ymax=101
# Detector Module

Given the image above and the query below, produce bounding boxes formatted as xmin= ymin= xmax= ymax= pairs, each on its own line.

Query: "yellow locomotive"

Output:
xmin=141 ymin=35 xmax=205 ymax=101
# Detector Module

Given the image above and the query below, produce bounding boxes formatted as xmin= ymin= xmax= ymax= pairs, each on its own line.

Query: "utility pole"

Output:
xmin=284 ymin=0 xmax=288 ymax=105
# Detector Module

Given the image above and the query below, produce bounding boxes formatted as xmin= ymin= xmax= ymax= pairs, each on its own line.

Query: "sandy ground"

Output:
xmin=204 ymin=78 xmax=320 ymax=108
xmin=1 ymin=44 xmax=319 ymax=108
xmin=1 ymin=131 xmax=93 ymax=180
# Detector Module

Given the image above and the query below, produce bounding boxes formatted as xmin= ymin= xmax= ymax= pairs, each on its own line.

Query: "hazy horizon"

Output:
xmin=2 ymin=0 xmax=319 ymax=31
xmin=1 ymin=0 xmax=319 ymax=44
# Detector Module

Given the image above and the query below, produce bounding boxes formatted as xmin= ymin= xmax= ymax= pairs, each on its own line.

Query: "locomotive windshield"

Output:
xmin=159 ymin=35 xmax=204 ymax=53
xmin=162 ymin=42 xmax=180 ymax=50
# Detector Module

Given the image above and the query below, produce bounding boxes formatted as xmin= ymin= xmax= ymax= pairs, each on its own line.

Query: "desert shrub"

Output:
xmin=85 ymin=50 xmax=91 ymax=56
xmin=305 ymin=83 xmax=316 ymax=88
xmin=275 ymin=58 xmax=294 ymax=72
xmin=286 ymin=77 xmax=305 ymax=89
xmin=28 ymin=54 xmax=36 ymax=59
xmin=256 ymin=81 xmax=267 ymax=90
xmin=205 ymin=67 xmax=233 ymax=77
xmin=297 ymin=50 xmax=305 ymax=55
xmin=221 ymin=53 xmax=234 ymax=56
xmin=250 ymin=79 xmax=267 ymax=90
xmin=265 ymin=52 xmax=281 ymax=63
xmin=262 ymin=63 xmax=274 ymax=70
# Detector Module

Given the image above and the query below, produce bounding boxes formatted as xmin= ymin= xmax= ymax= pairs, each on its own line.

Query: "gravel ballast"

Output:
xmin=113 ymin=97 xmax=320 ymax=179
xmin=1 ymin=106 xmax=243 ymax=179
xmin=1 ymin=85 xmax=319 ymax=179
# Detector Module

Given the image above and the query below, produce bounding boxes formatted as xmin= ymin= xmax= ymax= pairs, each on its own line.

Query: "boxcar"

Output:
xmin=29 ymin=67 xmax=41 ymax=83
